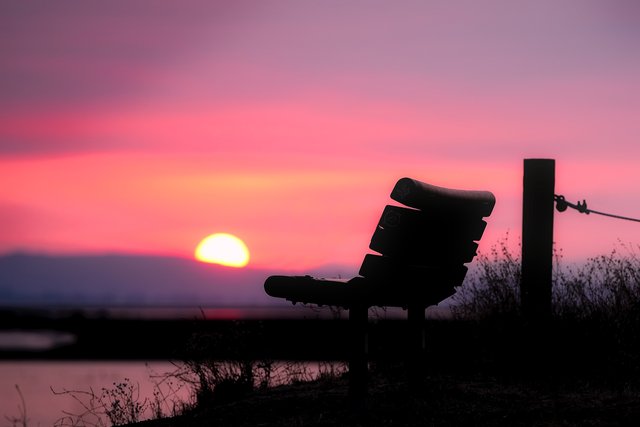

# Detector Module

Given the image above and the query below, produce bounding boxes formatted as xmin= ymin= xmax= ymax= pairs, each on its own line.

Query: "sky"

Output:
xmin=1 ymin=0 xmax=640 ymax=271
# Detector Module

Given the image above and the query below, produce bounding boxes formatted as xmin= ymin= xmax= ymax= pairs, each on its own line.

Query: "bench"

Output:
xmin=264 ymin=177 xmax=495 ymax=396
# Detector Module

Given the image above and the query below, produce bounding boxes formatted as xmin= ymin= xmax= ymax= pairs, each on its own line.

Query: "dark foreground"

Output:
xmin=133 ymin=370 xmax=640 ymax=427
xmin=8 ymin=309 xmax=640 ymax=425
xmin=127 ymin=314 xmax=640 ymax=426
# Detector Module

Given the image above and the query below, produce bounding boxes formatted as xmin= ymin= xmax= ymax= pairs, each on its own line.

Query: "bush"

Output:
xmin=450 ymin=238 xmax=640 ymax=380
xmin=453 ymin=238 xmax=640 ymax=324
xmin=452 ymin=236 xmax=521 ymax=320
xmin=554 ymin=244 xmax=640 ymax=321
xmin=52 ymin=378 xmax=146 ymax=427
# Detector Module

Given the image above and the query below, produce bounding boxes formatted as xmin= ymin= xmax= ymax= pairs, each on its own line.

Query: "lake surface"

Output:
xmin=0 ymin=361 xmax=186 ymax=427
xmin=0 ymin=359 xmax=343 ymax=427
xmin=0 ymin=305 xmax=452 ymax=425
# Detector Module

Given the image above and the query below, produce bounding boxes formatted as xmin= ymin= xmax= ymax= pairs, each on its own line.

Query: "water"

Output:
xmin=0 ymin=360 xmax=342 ymax=427
xmin=0 ymin=361 xmax=187 ymax=427
xmin=0 ymin=305 xmax=450 ymax=425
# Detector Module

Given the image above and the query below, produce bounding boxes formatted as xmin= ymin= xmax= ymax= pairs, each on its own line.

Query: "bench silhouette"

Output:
xmin=264 ymin=177 xmax=495 ymax=396
xmin=265 ymin=177 xmax=495 ymax=308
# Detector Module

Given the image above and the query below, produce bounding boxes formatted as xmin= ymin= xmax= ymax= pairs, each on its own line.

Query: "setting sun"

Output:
xmin=195 ymin=233 xmax=250 ymax=268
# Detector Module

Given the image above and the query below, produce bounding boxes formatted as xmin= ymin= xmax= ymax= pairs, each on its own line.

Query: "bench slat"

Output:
xmin=391 ymin=177 xmax=496 ymax=217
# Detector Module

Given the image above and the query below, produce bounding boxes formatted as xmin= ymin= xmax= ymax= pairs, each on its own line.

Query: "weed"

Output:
xmin=449 ymin=237 xmax=640 ymax=380
xmin=100 ymin=379 xmax=145 ymax=426
xmin=52 ymin=379 xmax=147 ymax=427
xmin=146 ymin=365 xmax=192 ymax=418
xmin=4 ymin=385 xmax=28 ymax=427
xmin=316 ymin=361 xmax=348 ymax=383
xmin=453 ymin=237 xmax=640 ymax=323
xmin=52 ymin=386 xmax=107 ymax=427
xmin=553 ymin=243 xmax=640 ymax=321
xmin=452 ymin=234 xmax=521 ymax=320
xmin=51 ymin=371 xmax=189 ymax=427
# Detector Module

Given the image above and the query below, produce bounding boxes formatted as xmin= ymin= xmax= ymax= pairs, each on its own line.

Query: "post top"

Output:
xmin=524 ymin=158 xmax=555 ymax=163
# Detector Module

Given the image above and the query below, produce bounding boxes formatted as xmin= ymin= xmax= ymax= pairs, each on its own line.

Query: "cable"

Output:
xmin=554 ymin=195 xmax=640 ymax=223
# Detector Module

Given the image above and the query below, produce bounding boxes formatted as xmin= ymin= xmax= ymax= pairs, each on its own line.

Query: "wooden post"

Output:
xmin=348 ymin=304 xmax=368 ymax=401
xmin=407 ymin=304 xmax=426 ymax=390
xmin=521 ymin=159 xmax=555 ymax=320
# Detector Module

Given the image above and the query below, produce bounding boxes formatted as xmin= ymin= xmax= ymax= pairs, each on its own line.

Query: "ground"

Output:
xmin=132 ymin=368 xmax=640 ymax=427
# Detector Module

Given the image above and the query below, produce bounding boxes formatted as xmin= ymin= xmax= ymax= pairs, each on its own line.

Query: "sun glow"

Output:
xmin=195 ymin=233 xmax=250 ymax=268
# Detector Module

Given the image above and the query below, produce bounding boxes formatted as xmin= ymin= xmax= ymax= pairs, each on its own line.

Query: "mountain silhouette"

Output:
xmin=0 ymin=253 xmax=356 ymax=306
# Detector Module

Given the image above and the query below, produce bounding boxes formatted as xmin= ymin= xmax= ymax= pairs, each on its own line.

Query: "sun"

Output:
xmin=194 ymin=233 xmax=250 ymax=268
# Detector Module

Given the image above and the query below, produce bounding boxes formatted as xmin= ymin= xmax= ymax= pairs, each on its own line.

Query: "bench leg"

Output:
xmin=348 ymin=304 xmax=368 ymax=401
xmin=407 ymin=304 xmax=426 ymax=391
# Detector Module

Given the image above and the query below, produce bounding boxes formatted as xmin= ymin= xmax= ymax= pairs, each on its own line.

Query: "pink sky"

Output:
xmin=1 ymin=1 xmax=639 ymax=270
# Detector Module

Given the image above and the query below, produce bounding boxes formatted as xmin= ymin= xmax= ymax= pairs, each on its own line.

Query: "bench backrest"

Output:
xmin=263 ymin=177 xmax=495 ymax=309
xmin=356 ymin=177 xmax=495 ymax=307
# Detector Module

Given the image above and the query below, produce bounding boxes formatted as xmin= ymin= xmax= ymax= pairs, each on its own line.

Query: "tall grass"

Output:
xmin=50 ymin=374 xmax=188 ymax=427
xmin=42 ymin=327 xmax=347 ymax=427
xmin=554 ymin=244 xmax=640 ymax=322
xmin=450 ymin=238 xmax=640 ymax=381
xmin=453 ymin=238 xmax=640 ymax=323
xmin=452 ymin=236 xmax=521 ymax=320
xmin=171 ymin=324 xmax=347 ymax=409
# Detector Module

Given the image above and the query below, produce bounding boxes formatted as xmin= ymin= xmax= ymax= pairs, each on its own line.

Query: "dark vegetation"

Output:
xmin=452 ymin=239 xmax=640 ymax=382
xmin=6 ymin=241 xmax=640 ymax=426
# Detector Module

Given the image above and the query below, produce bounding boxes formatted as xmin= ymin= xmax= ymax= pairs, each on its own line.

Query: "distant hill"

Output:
xmin=0 ymin=254 xmax=357 ymax=307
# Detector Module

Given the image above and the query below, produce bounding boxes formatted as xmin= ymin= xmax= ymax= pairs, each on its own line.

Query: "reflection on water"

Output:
xmin=0 ymin=360 xmax=340 ymax=426
xmin=0 ymin=331 xmax=76 ymax=351
xmin=0 ymin=361 xmax=184 ymax=427
xmin=0 ymin=305 xmax=451 ymax=424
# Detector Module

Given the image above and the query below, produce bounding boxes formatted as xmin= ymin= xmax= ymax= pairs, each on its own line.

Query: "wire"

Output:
xmin=554 ymin=195 xmax=640 ymax=223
